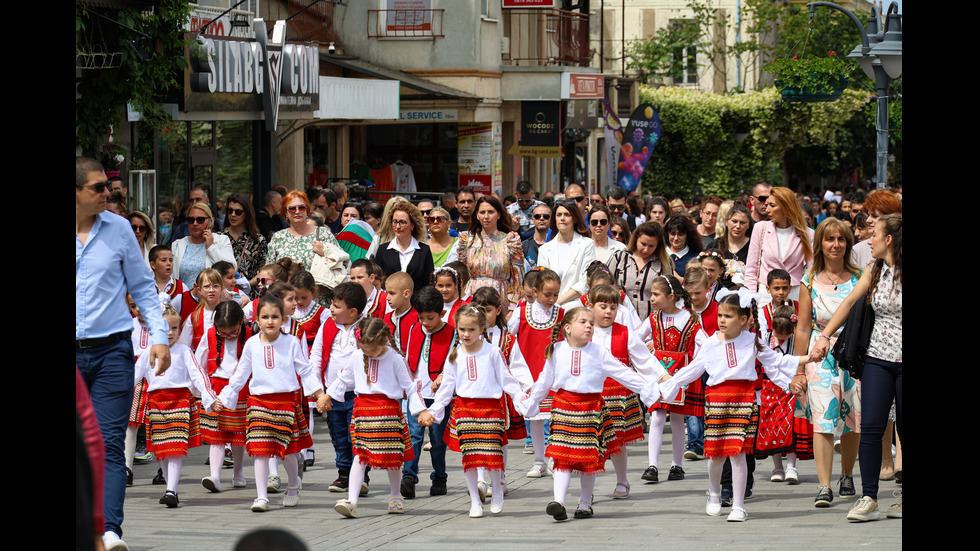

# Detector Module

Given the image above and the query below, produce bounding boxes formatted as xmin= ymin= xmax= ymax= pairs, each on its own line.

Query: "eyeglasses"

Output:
xmin=200 ymin=284 xmax=221 ymax=291
xmin=391 ymin=219 xmax=411 ymax=226
xmin=257 ymin=277 xmax=277 ymax=286
xmin=227 ymin=208 xmax=244 ymax=216
xmin=532 ymin=213 xmax=551 ymax=220
xmin=426 ymin=216 xmax=448 ymax=224
xmin=216 ymin=328 xmax=239 ymax=339
xmin=287 ymin=205 xmax=307 ymax=213
xmin=589 ymin=218 xmax=609 ymax=227
xmin=754 ymin=195 xmax=769 ymax=203
xmin=187 ymin=216 xmax=209 ymax=225
xmin=77 ymin=181 xmax=110 ymax=193
xmin=131 ymin=225 xmax=147 ymax=233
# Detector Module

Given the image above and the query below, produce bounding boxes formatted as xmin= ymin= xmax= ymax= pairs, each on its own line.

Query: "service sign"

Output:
xmin=503 ymin=0 xmax=555 ymax=7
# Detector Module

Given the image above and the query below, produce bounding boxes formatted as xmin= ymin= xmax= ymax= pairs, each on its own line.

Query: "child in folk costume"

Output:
xmin=123 ymin=293 xmax=161 ymax=485
xmin=213 ymin=294 xmax=326 ymax=512
xmin=213 ymin=260 xmax=249 ymax=307
xmin=588 ymin=285 xmax=670 ymax=499
xmin=696 ymin=250 xmax=730 ymax=303
xmin=656 ymin=289 xmax=819 ymax=522
xmin=383 ymin=272 xmax=418 ymax=355
xmin=177 ymin=269 xmax=224 ymax=350
xmin=195 ymin=301 xmax=252 ymax=493
xmin=681 ymin=265 xmax=717 ymax=461
xmin=577 ymin=261 xmax=642 ymax=329
xmin=635 ymin=275 xmax=702 ymax=483
xmin=417 ymin=305 xmax=527 ymax=517
xmin=290 ymin=270 xmax=331 ymax=351
xmin=507 ymin=268 xmax=565 ymax=478
xmin=759 ymin=269 xmax=797 ymax=338
xmin=243 ymin=259 xmax=294 ymax=321
xmin=135 ymin=302 xmax=217 ymax=508
xmin=149 ymin=245 xmax=184 ymax=312
xmin=434 ymin=265 xmax=469 ymax=323
xmin=519 ymin=307 xmax=661 ymax=521
xmin=326 ymin=317 xmax=420 ymax=518
xmin=470 ymin=286 xmax=522 ymax=498
xmin=351 ymin=259 xmax=388 ymax=319
xmin=756 ymin=304 xmax=813 ymax=483
xmin=445 ymin=260 xmax=473 ymax=303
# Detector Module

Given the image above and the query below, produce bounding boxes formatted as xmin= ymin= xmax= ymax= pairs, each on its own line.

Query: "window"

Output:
xmin=670 ymin=19 xmax=699 ymax=86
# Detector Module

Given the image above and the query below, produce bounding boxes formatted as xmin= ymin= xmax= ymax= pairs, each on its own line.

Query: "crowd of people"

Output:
xmin=78 ymin=157 xmax=902 ymax=550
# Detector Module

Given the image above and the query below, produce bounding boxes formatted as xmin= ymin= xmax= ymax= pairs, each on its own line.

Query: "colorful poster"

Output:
xmin=616 ymin=103 xmax=661 ymax=192
xmin=458 ymin=122 xmax=494 ymax=194
xmin=601 ymin=99 xmax=623 ymax=191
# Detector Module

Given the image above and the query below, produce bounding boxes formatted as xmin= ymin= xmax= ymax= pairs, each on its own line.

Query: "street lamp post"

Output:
xmin=806 ymin=1 xmax=902 ymax=189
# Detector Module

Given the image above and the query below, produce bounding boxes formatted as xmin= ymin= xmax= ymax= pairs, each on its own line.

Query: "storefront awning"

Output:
xmin=321 ymin=55 xmax=477 ymax=100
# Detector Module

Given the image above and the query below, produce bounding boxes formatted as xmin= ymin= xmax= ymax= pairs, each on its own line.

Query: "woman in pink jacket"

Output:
xmin=744 ymin=187 xmax=814 ymax=305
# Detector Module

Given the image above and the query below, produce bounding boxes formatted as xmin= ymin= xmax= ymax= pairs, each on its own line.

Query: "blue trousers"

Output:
xmin=76 ymin=334 xmax=134 ymax=537
xmin=858 ymin=357 xmax=902 ymax=500
xmin=402 ymin=398 xmax=450 ymax=483
xmin=685 ymin=415 xmax=705 ymax=455
xmin=326 ymin=391 xmax=356 ymax=473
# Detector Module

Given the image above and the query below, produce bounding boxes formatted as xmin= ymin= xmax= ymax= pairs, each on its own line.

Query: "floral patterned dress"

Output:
xmin=266 ymin=226 xmax=341 ymax=271
xmin=222 ymin=230 xmax=267 ymax=283
xmin=796 ymin=272 xmax=862 ymax=436
xmin=456 ymin=230 xmax=525 ymax=307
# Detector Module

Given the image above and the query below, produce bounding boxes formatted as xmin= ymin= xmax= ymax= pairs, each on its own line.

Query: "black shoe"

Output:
xmin=304 ymin=450 xmax=315 ymax=468
xmin=641 ymin=465 xmax=659 ymax=482
xmin=744 ymin=487 xmax=753 ymax=501
xmin=361 ymin=473 xmax=370 ymax=497
xmin=401 ymin=477 xmax=417 ymax=499
xmin=126 ymin=467 xmax=134 ymax=487
xmin=721 ymin=488 xmax=733 ymax=507
xmin=546 ymin=501 xmax=568 ymax=521
xmin=152 ymin=468 xmax=166 ymax=485
xmin=329 ymin=474 xmax=349 ymax=493
xmin=838 ymin=475 xmax=856 ymax=498
xmin=814 ymin=485 xmax=834 ymax=507
xmin=573 ymin=503 xmax=594 ymax=519
xmin=159 ymin=490 xmax=179 ymax=508
xmin=223 ymin=447 xmax=234 ymax=467
xmin=430 ymin=477 xmax=448 ymax=496
xmin=668 ymin=465 xmax=685 ymax=480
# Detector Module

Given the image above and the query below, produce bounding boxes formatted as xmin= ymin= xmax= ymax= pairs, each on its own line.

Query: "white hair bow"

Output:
xmin=715 ymin=287 xmax=758 ymax=309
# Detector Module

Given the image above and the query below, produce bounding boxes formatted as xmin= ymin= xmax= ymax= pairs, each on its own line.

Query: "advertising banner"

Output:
xmin=601 ymin=99 xmax=623 ymax=190
xmin=616 ymin=103 xmax=661 ymax=192
xmin=458 ymin=122 xmax=495 ymax=194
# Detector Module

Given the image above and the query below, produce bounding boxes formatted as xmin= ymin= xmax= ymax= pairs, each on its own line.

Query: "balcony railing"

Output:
xmin=368 ymin=9 xmax=445 ymax=38
xmin=502 ymin=8 xmax=591 ymax=67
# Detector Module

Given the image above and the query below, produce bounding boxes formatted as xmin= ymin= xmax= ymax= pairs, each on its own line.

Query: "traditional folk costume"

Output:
xmin=178 ymin=305 xmax=215 ymax=351
xmin=695 ymin=300 xmax=719 ymax=337
xmin=195 ymin=325 xmax=252 ymax=447
xmin=441 ymin=296 xmax=470 ymax=324
xmin=159 ymin=277 xmax=185 ymax=313
xmin=293 ymin=301 xmax=329 ymax=351
xmin=578 ymin=290 xmax=642 ymax=330
xmin=403 ymin=320 xmax=457 ymax=482
xmin=485 ymin=325 xmax=525 ymax=441
xmin=310 ymin=318 xmax=361 ymax=478
xmin=637 ymin=309 xmax=703 ymax=416
xmin=177 ymin=289 xmax=198 ymax=323
xmin=507 ymin=300 xmax=564 ymax=421
xmin=364 ymin=287 xmax=388 ymax=320
xmin=755 ymin=327 xmax=813 ymax=460
xmin=129 ymin=317 xmax=153 ymax=429
xmin=384 ymin=307 xmax=418 ymax=355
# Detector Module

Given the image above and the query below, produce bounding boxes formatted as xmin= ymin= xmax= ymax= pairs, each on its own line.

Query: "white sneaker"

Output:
xmin=267 ymin=475 xmax=281 ymax=493
xmin=727 ymin=506 xmax=748 ymax=522
xmin=202 ymin=476 xmax=222 ymax=493
xmin=523 ymin=442 xmax=534 ymax=454
xmin=527 ymin=462 xmax=546 ymax=478
xmin=102 ymin=531 xmax=129 ymax=551
xmin=477 ymin=480 xmax=488 ymax=503
xmin=847 ymin=496 xmax=881 ymax=522
xmin=546 ymin=457 xmax=554 ymax=475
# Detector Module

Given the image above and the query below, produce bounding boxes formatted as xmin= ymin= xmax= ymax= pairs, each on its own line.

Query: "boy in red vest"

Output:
xmin=383 ymin=271 xmax=418 ymax=354
xmin=351 ymin=259 xmax=388 ymax=319
xmin=309 ymin=281 xmax=369 ymax=495
xmin=401 ymin=286 xmax=456 ymax=499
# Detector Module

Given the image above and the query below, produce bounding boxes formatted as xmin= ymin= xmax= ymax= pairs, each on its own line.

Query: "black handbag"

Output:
xmin=831 ymin=292 xmax=875 ymax=380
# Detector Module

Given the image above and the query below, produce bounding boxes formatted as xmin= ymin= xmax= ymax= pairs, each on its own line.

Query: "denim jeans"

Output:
xmin=402 ymin=398 xmax=450 ymax=483
xmin=858 ymin=357 xmax=902 ymax=500
xmin=76 ymin=334 xmax=134 ymax=537
xmin=685 ymin=415 xmax=704 ymax=455
xmin=326 ymin=391 xmax=356 ymax=473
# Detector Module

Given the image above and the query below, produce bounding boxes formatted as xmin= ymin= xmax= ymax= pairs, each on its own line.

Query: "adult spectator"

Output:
xmin=588 ymin=205 xmax=625 ymax=264
xmin=125 ymin=211 xmax=155 ymax=266
xmin=332 ymin=181 xmax=349 ymax=207
xmin=108 ymin=175 xmax=127 ymax=199
xmin=366 ymin=196 xmax=411 ymax=259
xmin=750 ymin=182 xmax=773 ymax=223
xmin=609 ymin=216 xmax=631 ymax=246
xmin=668 ymin=197 xmax=686 ymax=214
xmin=221 ymin=193 xmax=267 ymax=294
xmin=106 ymin=191 xmax=127 ymax=216
xmin=745 ymin=187 xmax=814 ymax=304
xmin=456 ymin=195 xmax=525 ymax=309
xmin=848 ymin=191 xmax=866 ymax=222
xmin=425 ymin=206 xmax=458 ymax=268
xmin=371 ymin=202 xmax=434 ymax=292
xmin=536 ymin=200 xmax=597 ymax=308
xmin=267 ymin=190 xmax=343 ymax=271
xmin=76 ymin=157 xmax=170 ymax=551
xmin=417 ymin=199 xmax=436 ymax=219
xmin=313 ymin=189 xmax=343 ymax=234
xmin=165 ymin=185 xmax=223 ymax=246
xmin=711 ymin=202 xmax=753 ymax=287
xmin=665 ymin=213 xmax=702 ymax=277
xmin=696 ymin=196 xmax=723 ymax=248
xmin=607 ymin=185 xmax=640 ymax=231
xmin=257 ymin=190 xmax=287 ymax=241
xmin=851 ymin=189 xmax=901 ymax=268
xmin=157 ymin=205 xmax=174 ymax=245
xmin=805 ymin=214 xmax=903 ymax=522
xmin=506 ymin=180 xmax=543 ymax=236
xmin=608 ymin=220 xmax=674 ymax=319
xmin=340 ymin=202 xmax=364 ymax=228
xmin=171 ymin=202 xmax=236 ymax=286
xmin=590 ymin=192 xmax=606 ymax=208
xmin=793 ymin=217 xmax=863 ymax=511
xmin=362 ymin=201 xmax=384 ymax=234
xmin=645 ymin=196 xmax=670 ymax=225
xmin=562 ymin=183 xmax=588 ymax=217
xmin=451 ymin=186 xmax=476 ymax=233
xmin=522 ymin=203 xmax=552 ymax=268
xmin=441 ymin=191 xmax=459 ymax=221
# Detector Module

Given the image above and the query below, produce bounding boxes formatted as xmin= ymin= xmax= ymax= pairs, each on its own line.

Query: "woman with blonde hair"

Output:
xmin=371 ymin=201 xmax=433 ymax=292
xmin=744 ymin=187 xmax=814 ymax=304
xmin=171 ymin=202 xmax=236 ymax=286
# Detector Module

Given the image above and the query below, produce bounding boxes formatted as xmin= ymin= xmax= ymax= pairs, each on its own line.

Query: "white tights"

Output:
xmin=552 ymin=470 xmax=595 ymax=509
xmin=647 ymin=410 xmax=684 ymax=468
xmin=708 ymin=453 xmax=747 ymax=509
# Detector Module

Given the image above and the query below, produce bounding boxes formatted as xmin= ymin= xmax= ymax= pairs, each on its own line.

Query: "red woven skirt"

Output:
xmin=602 ymin=378 xmax=645 ymax=446
xmin=546 ymin=390 xmax=619 ymax=474
xmin=129 ymin=379 xmax=149 ymax=428
xmin=350 ymin=394 xmax=414 ymax=471
xmin=145 ymin=388 xmax=201 ymax=460
xmin=446 ymin=396 xmax=506 ymax=472
xmin=245 ymin=391 xmax=312 ymax=459
xmin=704 ymin=380 xmax=759 ymax=459
xmin=650 ymin=350 xmax=704 ymax=416
xmin=200 ymin=377 xmax=248 ymax=447
xmin=755 ymin=379 xmax=814 ymax=460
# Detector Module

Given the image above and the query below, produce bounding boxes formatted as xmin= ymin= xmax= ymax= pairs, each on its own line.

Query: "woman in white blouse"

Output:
xmin=587 ymin=205 xmax=625 ymax=264
xmin=535 ymin=201 xmax=596 ymax=309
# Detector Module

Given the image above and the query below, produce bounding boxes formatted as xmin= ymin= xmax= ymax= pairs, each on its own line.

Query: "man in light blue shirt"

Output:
xmin=76 ymin=157 xmax=171 ymax=550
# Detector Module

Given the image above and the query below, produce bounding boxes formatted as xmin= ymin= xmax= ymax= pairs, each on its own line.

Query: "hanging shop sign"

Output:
xmin=386 ymin=0 xmax=431 ymax=32
xmin=561 ymin=73 xmax=604 ymax=99
xmin=190 ymin=13 xmax=232 ymax=37
xmin=187 ymin=19 xmax=319 ymax=130
xmin=398 ymin=109 xmax=457 ymax=121
xmin=509 ymin=101 xmax=562 ymax=157
xmin=316 ymin=77 xmax=399 ymax=120
xmin=503 ymin=0 xmax=555 ymax=7
xmin=565 ymin=100 xmax=600 ymax=129
xmin=458 ymin=123 xmax=495 ymax=194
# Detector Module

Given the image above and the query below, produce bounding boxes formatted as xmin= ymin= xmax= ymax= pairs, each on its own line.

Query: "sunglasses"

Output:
xmin=426 ymin=216 xmax=448 ymax=224
xmin=287 ymin=205 xmax=307 ymax=213
xmin=131 ymin=225 xmax=147 ymax=233
xmin=257 ymin=277 xmax=277 ymax=286
xmin=589 ymin=218 xmax=609 ymax=227
xmin=754 ymin=195 xmax=769 ymax=203
xmin=420 ymin=209 xmax=433 ymax=217
xmin=227 ymin=208 xmax=244 ymax=216
xmin=610 ymin=230 xmax=625 ymax=238
xmin=517 ymin=197 xmax=534 ymax=204
xmin=608 ymin=204 xmax=626 ymax=212
xmin=532 ymin=213 xmax=551 ymax=220
xmin=78 ymin=182 xmax=110 ymax=193
xmin=187 ymin=216 xmax=209 ymax=225
xmin=567 ymin=196 xmax=586 ymax=203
